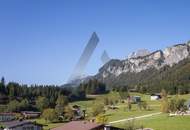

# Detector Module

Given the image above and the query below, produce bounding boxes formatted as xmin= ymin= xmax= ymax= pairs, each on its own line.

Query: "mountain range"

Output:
xmin=64 ymin=40 xmax=190 ymax=94
xmin=94 ymin=41 xmax=190 ymax=93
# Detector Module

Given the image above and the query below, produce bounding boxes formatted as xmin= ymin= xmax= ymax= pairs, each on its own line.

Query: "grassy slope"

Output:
xmin=70 ymin=92 xmax=161 ymax=121
xmin=114 ymin=114 xmax=190 ymax=130
xmin=141 ymin=114 xmax=190 ymax=130
xmin=70 ymin=92 xmax=190 ymax=130
xmin=36 ymin=92 xmax=190 ymax=130
xmin=106 ymin=93 xmax=161 ymax=122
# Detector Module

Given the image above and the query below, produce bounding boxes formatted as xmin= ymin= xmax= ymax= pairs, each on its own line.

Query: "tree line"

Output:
xmin=0 ymin=77 xmax=86 ymax=112
xmin=79 ymin=79 xmax=107 ymax=95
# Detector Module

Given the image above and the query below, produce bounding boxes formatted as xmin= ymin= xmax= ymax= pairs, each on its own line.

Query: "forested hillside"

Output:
xmin=0 ymin=79 xmax=86 ymax=112
xmin=98 ymin=57 xmax=190 ymax=94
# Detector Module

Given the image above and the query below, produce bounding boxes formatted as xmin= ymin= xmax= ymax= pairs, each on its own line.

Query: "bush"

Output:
xmin=36 ymin=97 xmax=49 ymax=112
xmin=7 ymin=100 xmax=20 ymax=112
xmin=96 ymin=114 xmax=108 ymax=124
xmin=64 ymin=106 xmax=74 ymax=121
xmin=168 ymin=97 xmax=187 ymax=112
xmin=42 ymin=108 xmax=57 ymax=123
xmin=92 ymin=103 xmax=105 ymax=117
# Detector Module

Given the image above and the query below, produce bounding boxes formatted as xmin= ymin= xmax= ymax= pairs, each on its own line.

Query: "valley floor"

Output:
xmin=35 ymin=92 xmax=190 ymax=130
xmin=69 ymin=92 xmax=190 ymax=130
xmin=113 ymin=114 xmax=190 ymax=130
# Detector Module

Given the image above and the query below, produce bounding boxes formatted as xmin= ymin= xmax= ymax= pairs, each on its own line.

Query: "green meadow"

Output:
xmin=35 ymin=92 xmax=190 ymax=130
xmin=69 ymin=92 xmax=190 ymax=130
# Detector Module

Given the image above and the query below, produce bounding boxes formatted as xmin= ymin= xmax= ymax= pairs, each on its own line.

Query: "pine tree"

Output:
xmin=0 ymin=77 xmax=6 ymax=94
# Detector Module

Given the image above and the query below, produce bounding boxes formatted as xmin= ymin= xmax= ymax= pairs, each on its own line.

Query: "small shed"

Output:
xmin=132 ymin=96 xmax=141 ymax=103
xmin=150 ymin=94 xmax=161 ymax=100
xmin=72 ymin=105 xmax=85 ymax=120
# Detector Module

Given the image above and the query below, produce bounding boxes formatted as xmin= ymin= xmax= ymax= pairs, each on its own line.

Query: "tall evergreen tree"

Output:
xmin=0 ymin=77 xmax=6 ymax=94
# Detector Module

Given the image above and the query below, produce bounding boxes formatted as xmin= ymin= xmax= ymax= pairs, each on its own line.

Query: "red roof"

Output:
xmin=51 ymin=121 xmax=104 ymax=130
xmin=0 ymin=112 xmax=16 ymax=116
xmin=2 ymin=120 xmax=42 ymax=128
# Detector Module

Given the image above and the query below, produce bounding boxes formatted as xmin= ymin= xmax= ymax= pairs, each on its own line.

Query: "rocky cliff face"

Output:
xmin=128 ymin=49 xmax=151 ymax=59
xmin=163 ymin=44 xmax=190 ymax=66
xmin=97 ymin=42 xmax=190 ymax=79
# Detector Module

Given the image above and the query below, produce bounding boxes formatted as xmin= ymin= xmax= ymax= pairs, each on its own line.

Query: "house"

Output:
xmin=150 ymin=94 xmax=161 ymax=100
xmin=51 ymin=121 xmax=124 ymax=130
xmin=0 ymin=120 xmax=42 ymax=130
xmin=0 ymin=113 xmax=16 ymax=122
xmin=132 ymin=96 xmax=141 ymax=103
xmin=72 ymin=105 xmax=85 ymax=120
xmin=185 ymin=100 xmax=190 ymax=110
xmin=21 ymin=111 xmax=41 ymax=119
xmin=51 ymin=121 xmax=104 ymax=130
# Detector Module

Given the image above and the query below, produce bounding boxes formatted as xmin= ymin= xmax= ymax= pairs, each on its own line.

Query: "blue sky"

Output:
xmin=0 ymin=0 xmax=190 ymax=85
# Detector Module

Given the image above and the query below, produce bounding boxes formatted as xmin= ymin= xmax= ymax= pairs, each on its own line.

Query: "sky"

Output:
xmin=0 ymin=0 xmax=190 ymax=85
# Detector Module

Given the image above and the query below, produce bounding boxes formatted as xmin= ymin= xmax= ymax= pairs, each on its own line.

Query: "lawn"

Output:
xmin=70 ymin=92 xmax=190 ymax=130
xmin=70 ymin=92 xmax=162 ymax=122
xmin=142 ymin=114 xmax=190 ymax=130
xmin=35 ymin=92 xmax=190 ymax=130
xmin=110 ymin=93 xmax=190 ymax=130
xmin=114 ymin=114 xmax=190 ymax=130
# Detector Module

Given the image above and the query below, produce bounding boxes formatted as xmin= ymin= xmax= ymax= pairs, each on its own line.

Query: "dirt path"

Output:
xmin=109 ymin=112 xmax=161 ymax=124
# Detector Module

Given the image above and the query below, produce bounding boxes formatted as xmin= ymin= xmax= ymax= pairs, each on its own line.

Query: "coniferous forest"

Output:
xmin=0 ymin=77 xmax=107 ymax=113
xmin=0 ymin=77 xmax=85 ymax=112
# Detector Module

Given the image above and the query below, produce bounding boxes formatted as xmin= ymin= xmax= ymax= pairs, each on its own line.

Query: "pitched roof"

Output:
xmin=21 ymin=111 xmax=41 ymax=114
xmin=0 ymin=112 xmax=16 ymax=116
xmin=2 ymin=120 xmax=42 ymax=128
xmin=51 ymin=121 xmax=104 ymax=130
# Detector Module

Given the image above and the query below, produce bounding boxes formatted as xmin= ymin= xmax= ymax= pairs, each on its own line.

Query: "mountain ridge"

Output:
xmin=94 ymin=41 xmax=190 ymax=93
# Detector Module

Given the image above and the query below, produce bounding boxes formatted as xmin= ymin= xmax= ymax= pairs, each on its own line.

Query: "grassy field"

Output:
xmin=114 ymin=114 xmax=190 ymax=130
xmin=35 ymin=92 xmax=190 ymax=130
xmin=142 ymin=114 xmax=190 ymax=130
xmin=69 ymin=92 xmax=190 ymax=130
xmin=70 ymin=92 xmax=162 ymax=121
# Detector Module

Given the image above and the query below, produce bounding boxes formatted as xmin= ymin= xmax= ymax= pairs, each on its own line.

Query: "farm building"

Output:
xmin=0 ymin=113 xmax=16 ymax=122
xmin=0 ymin=120 xmax=42 ymax=130
xmin=21 ymin=111 xmax=41 ymax=119
xmin=51 ymin=121 xmax=104 ymax=130
xmin=150 ymin=94 xmax=161 ymax=100
xmin=132 ymin=96 xmax=141 ymax=103
xmin=51 ymin=121 xmax=123 ymax=130
xmin=185 ymin=100 xmax=190 ymax=110
xmin=72 ymin=105 xmax=85 ymax=120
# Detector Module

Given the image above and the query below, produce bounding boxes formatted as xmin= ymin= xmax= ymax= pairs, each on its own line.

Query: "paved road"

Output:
xmin=109 ymin=112 xmax=162 ymax=124
xmin=115 ymin=104 xmax=160 ymax=108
